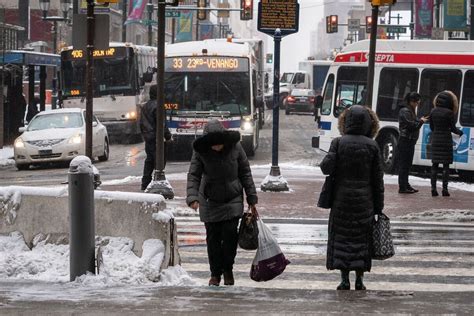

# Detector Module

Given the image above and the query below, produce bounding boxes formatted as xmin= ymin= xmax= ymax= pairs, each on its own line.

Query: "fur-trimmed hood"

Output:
xmin=192 ymin=119 xmax=241 ymax=153
xmin=338 ymin=105 xmax=379 ymax=138
xmin=433 ymin=90 xmax=459 ymax=114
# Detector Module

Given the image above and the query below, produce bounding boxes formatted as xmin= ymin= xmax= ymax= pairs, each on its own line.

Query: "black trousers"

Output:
xmin=204 ymin=217 xmax=240 ymax=277
xmin=398 ymin=137 xmax=416 ymax=189
xmin=431 ymin=163 xmax=450 ymax=190
xmin=141 ymin=138 xmax=167 ymax=190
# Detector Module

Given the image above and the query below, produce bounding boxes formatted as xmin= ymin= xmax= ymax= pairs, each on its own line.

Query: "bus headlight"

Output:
xmin=68 ymin=134 xmax=83 ymax=144
xmin=14 ymin=138 xmax=25 ymax=148
xmin=242 ymin=121 xmax=252 ymax=131
xmin=125 ymin=111 xmax=137 ymax=119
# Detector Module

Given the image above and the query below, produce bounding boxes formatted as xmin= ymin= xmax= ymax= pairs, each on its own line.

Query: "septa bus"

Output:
xmin=164 ymin=39 xmax=263 ymax=159
xmin=60 ymin=43 xmax=157 ymax=143
xmin=314 ymin=39 xmax=474 ymax=180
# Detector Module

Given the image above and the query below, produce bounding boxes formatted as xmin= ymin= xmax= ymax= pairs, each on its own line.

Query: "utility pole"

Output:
xmin=147 ymin=0 xmax=153 ymax=46
xmin=471 ymin=0 xmax=474 ymax=40
xmin=0 ymin=20 xmax=5 ymax=149
xmin=122 ymin=0 xmax=127 ymax=42
xmin=366 ymin=4 xmax=379 ymax=108
xmin=85 ymin=0 xmax=95 ymax=159
xmin=410 ymin=0 xmax=414 ymax=40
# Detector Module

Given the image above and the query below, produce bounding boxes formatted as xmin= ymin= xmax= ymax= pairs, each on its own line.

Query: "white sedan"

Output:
xmin=13 ymin=108 xmax=109 ymax=170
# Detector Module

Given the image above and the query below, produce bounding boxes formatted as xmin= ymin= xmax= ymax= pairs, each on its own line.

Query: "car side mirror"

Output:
xmin=18 ymin=126 xmax=26 ymax=133
xmin=92 ymin=121 xmax=98 ymax=127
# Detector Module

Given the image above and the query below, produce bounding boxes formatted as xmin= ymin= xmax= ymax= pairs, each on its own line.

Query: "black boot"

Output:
xmin=355 ymin=270 xmax=366 ymax=290
xmin=431 ymin=164 xmax=438 ymax=197
xmin=337 ymin=270 xmax=350 ymax=290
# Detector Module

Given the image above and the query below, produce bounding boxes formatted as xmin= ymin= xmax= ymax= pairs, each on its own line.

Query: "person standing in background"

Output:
xmin=397 ymin=92 xmax=428 ymax=194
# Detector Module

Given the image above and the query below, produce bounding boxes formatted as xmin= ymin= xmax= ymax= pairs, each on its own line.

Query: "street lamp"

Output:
xmin=39 ymin=0 xmax=71 ymax=110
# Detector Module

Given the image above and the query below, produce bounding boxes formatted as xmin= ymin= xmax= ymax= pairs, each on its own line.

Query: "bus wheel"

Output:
xmin=378 ymin=132 xmax=398 ymax=174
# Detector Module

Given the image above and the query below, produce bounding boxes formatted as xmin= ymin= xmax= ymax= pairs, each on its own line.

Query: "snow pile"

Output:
xmin=0 ymin=233 xmax=193 ymax=286
xmin=397 ymin=209 xmax=474 ymax=222
xmin=0 ymin=146 xmax=15 ymax=167
xmin=101 ymin=176 xmax=142 ymax=186
xmin=69 ymin=156 xmax=93 ymax=174
xmin=152 ymin=208 xmax=174 ymax=223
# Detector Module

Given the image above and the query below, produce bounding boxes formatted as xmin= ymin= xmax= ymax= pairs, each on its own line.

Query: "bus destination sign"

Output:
xmin=67 ymin=48 xmax=120 ymax=59
xmin=257 ymin=0 xmax=299 ymax=37
xmin=165 ymin=57 xmax=249 ymax=72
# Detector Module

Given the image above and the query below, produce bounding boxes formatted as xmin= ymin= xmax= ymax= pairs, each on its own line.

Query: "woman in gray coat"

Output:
xmin=186 ymin=119 xmax=258 ymax=286
xmin=320 ymin=105 xmax=384 ymax=291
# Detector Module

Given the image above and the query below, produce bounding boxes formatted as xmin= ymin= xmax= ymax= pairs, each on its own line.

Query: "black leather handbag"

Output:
xmin=317 ymin=176 xmax=334 ymax=209
xmin=238 ymin=212 xmax=259 ymax=250
xmin=372 ymin=213 xmax=395 ymax=260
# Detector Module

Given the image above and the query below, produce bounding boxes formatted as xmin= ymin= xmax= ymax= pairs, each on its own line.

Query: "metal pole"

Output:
xmin=271 ymin=29 xmax=281 ymax=171
xmin=147 ymin=0 xmax=153 ymax=46
xmin=122 ymin=0 xmax=128 ymax=42
xmin=51 ymin=21 xmax=57 ymax=110
xmin=39 ymin=66 xmax=46 ymax=113
xmin=435 ymin=0 xmax=440 ymax=28
xmin=0 ymin=25 xmax=4 ymax=148
xmin=171 ymin=17 xmax=176 ymax=43
xmin=471 ymin=1 xmax=474 ymax=40
xmin=69 ymin=156 xmax=95 ymax=281
xmin=85 ymin=0 xmax=94 ymax=159
xmin=147 ymin=0 xmax=174 ymax=199
xmin=410 ymin=0 xmax=414 ymax=40
xmin=196 ymin=19 xmax=199 ymax=41
xmin=366 ymin=5 xmax=379 ymax=108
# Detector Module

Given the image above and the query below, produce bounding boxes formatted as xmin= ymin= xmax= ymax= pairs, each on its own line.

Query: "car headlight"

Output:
xmin=125 ymin=111 xmax=137 ymax=119
xmin=14 ymin=138 xmax=25 ymax=148
xmin=68 ymin=134 xmax=83 ymax=144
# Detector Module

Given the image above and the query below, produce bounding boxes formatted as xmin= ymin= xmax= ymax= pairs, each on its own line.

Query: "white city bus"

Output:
xmin=314 ymin=40 xmax=474 ymax=180
xmin=164 ymin=39 xmax=262 ymax=159
xmin=60 ymin=43 xmax=157 ymax=143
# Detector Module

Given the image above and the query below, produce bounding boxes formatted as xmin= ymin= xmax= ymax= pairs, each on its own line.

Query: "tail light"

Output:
xmin=287 ymin=96 xmax=295 ymax=103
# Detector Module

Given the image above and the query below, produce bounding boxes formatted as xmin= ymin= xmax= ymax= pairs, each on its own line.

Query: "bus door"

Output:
xmin=417 ymin=69 xmax=462 ymax=166
xmin=456 ymin=70 xmax=474 ymax=171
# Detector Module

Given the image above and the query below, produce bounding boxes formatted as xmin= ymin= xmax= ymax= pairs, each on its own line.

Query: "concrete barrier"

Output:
xmin=0 ymin=186 xmax=179 ymax=270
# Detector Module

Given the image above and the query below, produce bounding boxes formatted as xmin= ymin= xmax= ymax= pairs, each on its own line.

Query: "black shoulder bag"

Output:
xmin=317 ymin=139 xmax=339 ymax=209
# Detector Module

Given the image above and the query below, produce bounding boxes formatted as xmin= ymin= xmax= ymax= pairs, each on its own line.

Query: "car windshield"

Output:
xmin=27 ymin=113 xmax=83 ymax=131
xmin=281 ymin=73 xmax=294 ymax=84
xmin=291 ymin=89 xmax=315 ymax=96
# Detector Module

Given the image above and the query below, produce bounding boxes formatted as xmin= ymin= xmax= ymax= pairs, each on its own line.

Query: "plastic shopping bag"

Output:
xmin=250 ymin=219 xmax=290 ymax=282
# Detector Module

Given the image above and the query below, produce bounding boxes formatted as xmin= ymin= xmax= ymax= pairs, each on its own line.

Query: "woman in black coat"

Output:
xmin=186 ymin=119 xmax=258 ymax=287
xmin=320 ymin=105 xmax=384 ymax=290
xmin=429 ymin=91 xmax=463 ymax=197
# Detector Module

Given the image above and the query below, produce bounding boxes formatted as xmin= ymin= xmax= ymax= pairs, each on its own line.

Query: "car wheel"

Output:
xmin=98 ymin=138 xmax=109 ymax=162
xmin=377 ymin=132 xmax=398 ymax=174
xmin=16 ymin=163 xmax=30 ymax=171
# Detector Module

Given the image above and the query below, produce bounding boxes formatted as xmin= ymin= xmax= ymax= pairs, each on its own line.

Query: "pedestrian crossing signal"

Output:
xmin=240 ymin=0 xmax=253 ymax=21
xmin=366 ymin=16 xmax=373 ymax=33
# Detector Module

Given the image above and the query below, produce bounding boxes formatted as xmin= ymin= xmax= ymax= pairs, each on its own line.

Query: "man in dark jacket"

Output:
xmin=186 ymin=119 xmax=258 ymax=287
xmin=397 ymin=92 xmax=428 ymax=194
xmin=140 ymin=85 xmax=172 ymax=191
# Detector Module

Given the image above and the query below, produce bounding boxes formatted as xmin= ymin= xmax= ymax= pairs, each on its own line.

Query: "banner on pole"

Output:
xmin=175 ymin=11 xmax=193 ymax=42
xmin=443 ymin=0 xmax=467 ymax=31
xmin=415 ymin=0 xmax=433 ymax=38
xmin=125 ymin=0 xmax=147 ymax=25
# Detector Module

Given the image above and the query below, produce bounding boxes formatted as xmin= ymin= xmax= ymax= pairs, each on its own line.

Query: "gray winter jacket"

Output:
xmin=186 ymin=120 xmax=258 ymax=223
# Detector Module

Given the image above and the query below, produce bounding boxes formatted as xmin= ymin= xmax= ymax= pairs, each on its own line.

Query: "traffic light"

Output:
xmin=240 ymin=0 xmax=253 ymax=21
xmin=366 ymin=16 xmax=373 ymax=33
xmin=369 ymin=0 xmax=397 ymax=6
xmin=326 ymin=15 xmax=338 ymax=33
xmin=197 ymin=0 xmax=207 ymax=21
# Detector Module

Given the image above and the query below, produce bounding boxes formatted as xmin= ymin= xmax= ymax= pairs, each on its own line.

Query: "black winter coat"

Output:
xmin=429 ymin=107 xmax=462 ymax=164
xmin=320 ymin=105 xmax=384 ymax=272
xmin=139 ymin=99 xmax=171 ymax=142
xmin=186 ymin=121 xmax=258 ymax=223
xmin=398 ymin=105 xmax=423 ymax=141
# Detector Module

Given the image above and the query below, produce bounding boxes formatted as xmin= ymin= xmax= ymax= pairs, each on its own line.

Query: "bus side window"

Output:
xmin=419 ymin=69 xmax=462 ymax=118
xmin=461 ymin=70 xmax=474 ymax=127
xmin=321 ymin=74 xmax=334 ymax=116
xmin=376 ymin=67 xmax=419 ymax=122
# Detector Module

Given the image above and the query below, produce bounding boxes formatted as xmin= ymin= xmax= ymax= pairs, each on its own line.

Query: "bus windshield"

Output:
xmin=164 ymin=72 xmax=251 ymax=116
xmin=61 ymin=48 xmax=136 ymax=98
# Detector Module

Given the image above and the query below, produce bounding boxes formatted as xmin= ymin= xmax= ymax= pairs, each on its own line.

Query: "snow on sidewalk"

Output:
xmin=0 ymin=146 xmax=14 ymax=167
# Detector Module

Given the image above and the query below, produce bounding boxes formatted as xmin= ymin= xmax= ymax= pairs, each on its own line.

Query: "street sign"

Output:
xmin=257 ymin=0 xmax=299 ymax=37
xmin=348 ymin=19 xmax=360 ymax=32
xmin=79 ymin=0 xmax=110 ymax=13
xmin=386 ymin=26 xmax=407 ymax=34
xmin=165 ymin=10 xmax=181 ymax=18
xmin=72 ymin=14 xmax=110 ymax=51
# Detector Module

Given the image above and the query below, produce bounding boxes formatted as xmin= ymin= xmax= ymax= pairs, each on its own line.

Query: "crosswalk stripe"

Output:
xmin=175 ymin=217 xmax=474 ymax=292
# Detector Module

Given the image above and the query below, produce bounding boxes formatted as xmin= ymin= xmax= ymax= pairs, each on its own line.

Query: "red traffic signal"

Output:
xmin=241 ymin=0 xmax=253 ymax=21
xmin=366 ymin=16 xmax=373 ymax=33
xmin=326 ymin=15 xmax=338 ymax=33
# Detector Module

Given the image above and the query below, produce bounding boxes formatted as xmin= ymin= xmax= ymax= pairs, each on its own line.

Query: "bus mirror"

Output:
xmin=315 ymin=95 xmax=323 ymax=108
